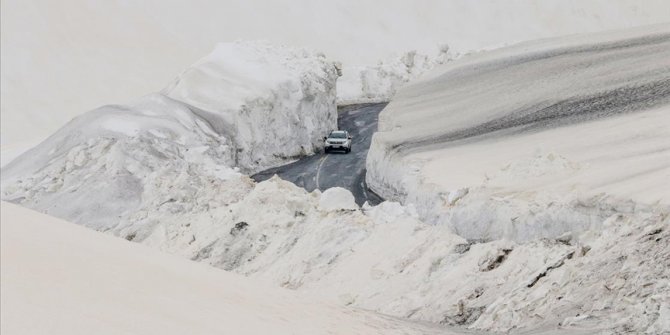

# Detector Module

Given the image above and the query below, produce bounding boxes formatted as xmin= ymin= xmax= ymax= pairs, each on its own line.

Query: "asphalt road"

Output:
xmin=252 ymin=103 xmax=387 ymax=205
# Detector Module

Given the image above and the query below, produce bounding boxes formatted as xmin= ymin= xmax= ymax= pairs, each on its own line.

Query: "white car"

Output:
xmin=324 ymin=130 xmax=352 ymax=153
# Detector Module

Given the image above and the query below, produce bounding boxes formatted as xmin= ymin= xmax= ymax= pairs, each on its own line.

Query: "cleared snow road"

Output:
xmin=253 ymin=103 xmax=386 ymax=205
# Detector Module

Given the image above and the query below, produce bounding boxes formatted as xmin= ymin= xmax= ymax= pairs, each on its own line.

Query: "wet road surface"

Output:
xmin=252 ymin=103 xmax=387 ymax=205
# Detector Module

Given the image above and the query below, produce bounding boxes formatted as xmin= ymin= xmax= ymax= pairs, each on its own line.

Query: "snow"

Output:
xmin=1 ymin=41 xmax=338 ymax=232
xmin=471 ymin=213 xmax=670 ymax=333
xmin=1 ymin=93 xmax=243 ymax=232
xmin=337 ymin=47 xmax=453 ymax=104
xmin=2 ymin=5 xmax=670 ymax=334
xmin=0 ymin=201 xmax=446 ymax=335
xmin=6 ymin=168 xmax=667 ymax=332
xmin=366 ymin=24 xmax=670 ymax=241
xmin=318 ymin=187 xmax=358 ymax=211
xmin=4 ymin=0 xmax=670 ymax=145
xmin=0 ymin=139 xmax=40 ymax=168
xmin=163 ymin=41 xmax=339 ymax=172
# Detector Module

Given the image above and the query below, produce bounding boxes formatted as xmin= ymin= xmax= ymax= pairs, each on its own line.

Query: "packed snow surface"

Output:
xmin=0 ymin=201 xmax=448 ymax=335
xmin=367 ymin=24 xmax=670 ymax=241
xmin=4 ymin=0 xmax=670 ymax=145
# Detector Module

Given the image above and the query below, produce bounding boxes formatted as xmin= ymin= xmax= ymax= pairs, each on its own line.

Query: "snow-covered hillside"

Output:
xmin=3 ymin=0 xmax=670 ymax=145
xmin=0 ymin=201 xmax=447 ymax=335
xmin=367 ymin=24 xmax=670 ymax=242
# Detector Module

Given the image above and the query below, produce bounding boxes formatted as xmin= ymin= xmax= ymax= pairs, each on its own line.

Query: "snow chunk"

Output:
xmin=318 ymin=187 xmax=358 ymax=212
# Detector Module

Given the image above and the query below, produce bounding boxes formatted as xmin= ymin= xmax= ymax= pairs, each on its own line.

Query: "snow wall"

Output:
xmin=366 ymin=25 xmax=670 ymax=242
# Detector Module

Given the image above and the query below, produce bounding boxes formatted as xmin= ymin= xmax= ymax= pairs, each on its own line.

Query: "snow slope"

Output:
xmin=3 ymin=0 xmax=670 ymax=145
xmin=367 ymin=24 xmax=670 ymax=241
xmin=0 ymin=201 xmax=446 ymax=335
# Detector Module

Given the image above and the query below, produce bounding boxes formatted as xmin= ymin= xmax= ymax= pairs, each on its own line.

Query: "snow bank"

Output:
xmin=1 ymin=41 xmax=338 ymax=232
xmin=337 ymin=46 xmax=453 ymax=104
xmin=163 ymin=41 xmax=338 ymax=172
xmin=366 ymin=24 xmax=670 ymax=241
xmin=318 ymin=187 xmax=358 ymax=212
xmin=0 ymin=201 xmax=446 ymax=335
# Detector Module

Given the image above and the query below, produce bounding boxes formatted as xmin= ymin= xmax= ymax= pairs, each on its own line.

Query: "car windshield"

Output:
xmin=330 ymin=132 xmax=346 ymax=139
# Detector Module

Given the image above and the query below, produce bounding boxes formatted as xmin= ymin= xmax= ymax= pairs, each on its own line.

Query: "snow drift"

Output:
xmin=366 ymin=24 xmax=670 ymax=242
